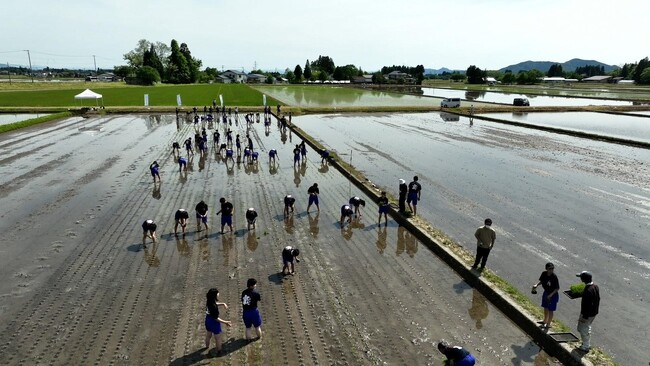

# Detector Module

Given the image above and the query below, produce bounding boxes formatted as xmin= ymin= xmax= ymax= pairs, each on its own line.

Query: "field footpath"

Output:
xmin=284 ymin=115 xmax=615 ymax=366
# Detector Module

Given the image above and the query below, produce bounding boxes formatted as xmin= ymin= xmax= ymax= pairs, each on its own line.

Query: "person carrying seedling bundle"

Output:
xmin=282 ymin=246 xmax=300 ymax=275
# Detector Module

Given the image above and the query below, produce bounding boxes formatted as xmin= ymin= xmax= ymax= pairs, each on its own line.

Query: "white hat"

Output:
xmin=399 ymin=179 xmax=405 ymax=184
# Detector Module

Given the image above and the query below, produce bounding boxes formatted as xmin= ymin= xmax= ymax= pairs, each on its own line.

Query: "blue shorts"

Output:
xmin=243 ymin=308 xmax=262 ymax=328
xmin=379 ymin=205 xmax=389 ymax=214
xmin=196 ymin=213 xmax=208 ymax=224
xmin=309 ymin=195 xmax=319 ymax=205
xmin=456 ymin=354 xmax=476 ymax=366
xmin=179 ymin=161 xmax=186 ymax=168
xmin=150 ymin=168 xmax=159 ymax=176
xmin=541 ymin=291 xmax=559 ymax=311
xmin=226 ymin=150 xmax=234 ymax=157
xmin=407 ymin=192 xmax=418 ymax=205
xmin=294 ymin=155 xmax=300 ymax=162
xmin=205 ymin=315 xmax=222 ymax=334
xmin=221 ymin=215 xmax=232 ymax=226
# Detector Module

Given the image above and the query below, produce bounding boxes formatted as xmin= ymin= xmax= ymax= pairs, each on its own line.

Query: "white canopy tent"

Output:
xmin=74 ymin=89 xmax=104 ymax=107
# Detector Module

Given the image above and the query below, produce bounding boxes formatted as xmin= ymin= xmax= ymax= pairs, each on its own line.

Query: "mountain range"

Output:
xmin=424 ymin=58 xmax=618 ymax=75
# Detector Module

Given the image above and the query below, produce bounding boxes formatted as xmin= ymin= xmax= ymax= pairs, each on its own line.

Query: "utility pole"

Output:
xmin=93 ymin=55 xmax=97 ymax=75
xmin=24 ymin=50 xmax=34 ymax=83
xmin=7 ymin=62 xmax=11 ymax=84
xmin=253 ymin=61 xmax=257 ymax=71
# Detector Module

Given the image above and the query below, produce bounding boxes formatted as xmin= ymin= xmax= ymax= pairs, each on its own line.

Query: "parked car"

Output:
xmin=441 ymin=98 xmax=461 ymax=108
xmin=513 ymin=98 xmax=530 ymax=106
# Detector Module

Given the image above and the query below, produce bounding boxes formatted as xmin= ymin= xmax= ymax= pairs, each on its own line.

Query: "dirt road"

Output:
xmin=295 ymin=112 xmax=650 ymax=366
xmin=0 ymin=114 xmax=547 ymax=365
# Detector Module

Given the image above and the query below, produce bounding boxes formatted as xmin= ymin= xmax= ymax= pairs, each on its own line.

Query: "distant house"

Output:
xmin=483 ymin=76 xmax=498 ymax=85
xmin=385 ymin=70 xmax=414 ymax=83
xmin=98 ymin=73 xmax=120 ymax=82
xmin=220 ymin=70 xmax=248 ymax=83
xmin=352 ymin=74 xmax=373 ymax=84
xmin=246 ymin=73 xmax=266 ymax=83
xmin=618 ymin=79 xmax=635 ymax=85
xmin=216 ymin=75 xmax=231 ymax=84
xmin=542 ymin=77 xmax=566 ymax=83
xmin=581 ymin=75 xmax=612 ymax=83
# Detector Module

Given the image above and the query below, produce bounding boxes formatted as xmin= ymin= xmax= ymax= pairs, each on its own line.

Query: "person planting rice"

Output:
xmin=141 ymin=219 xmax=157 ymax=248
xmin=149 ymin=161 xmax=160 ymax=183
xmin=284 ymin=194 xmax=296 ymax=218
xmin=282 ymin=246 xmax=300 ymax=275
xmin=174 ymin=208 xmax=190 ymax=235
xmin=246 ymin=208 xmax=258 ymax=230
xmin=348 ymin=196 xmax=366 ymax=218
xmin=195 ymin=200 xmax=209 ymax=232
xmin=340 ymin=204 xmax=354 ymax=226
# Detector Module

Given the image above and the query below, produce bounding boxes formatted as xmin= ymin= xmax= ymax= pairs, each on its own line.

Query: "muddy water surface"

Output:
xmin=421 ymin=87 xmax=632 ymax=106
xmin=0 ymin=113 xmax=50 ymax=126
xmin=481 ymin=111 xmax=650 ymax=143
xmin=295 ymin=112 xmax=650 ymax=366
xmin=0 ymin=114 xmax=546 ymax=365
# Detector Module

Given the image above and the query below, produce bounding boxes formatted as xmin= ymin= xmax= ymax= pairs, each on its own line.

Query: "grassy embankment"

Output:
xmin=0 ymin=112 xmax=74 ymax=134
xmin=0 ymin=83 xmax=280 ymax=109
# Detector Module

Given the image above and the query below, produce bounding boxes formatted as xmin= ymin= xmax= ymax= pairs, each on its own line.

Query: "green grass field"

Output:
xmin=0 ymin=83 xmax=280 ymax=107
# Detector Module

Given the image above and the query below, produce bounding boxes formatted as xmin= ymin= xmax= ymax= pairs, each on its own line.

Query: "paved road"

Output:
xmin=295 ymin=112 xmax=650 ymax=366
xmin=0 ymin=114 xmax=547 ymax=365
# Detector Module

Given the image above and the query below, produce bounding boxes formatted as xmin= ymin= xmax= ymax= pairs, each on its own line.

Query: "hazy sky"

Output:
xmin=2 ymin=0 xmax=648 ymax=72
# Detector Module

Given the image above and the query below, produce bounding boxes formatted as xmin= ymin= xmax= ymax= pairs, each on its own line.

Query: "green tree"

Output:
xmin=167 ymin=39 xmax=191 ymax=84
xmin=449 ymin=73 xmax=465 ymax=82
xmin=143 ymin=44 xmax=165 ymax=78
xmin=466 ymin=65 xmax=485 ymax=84
xmin=501 ymin=72 xmax=516 ymax=84
xmin=285 ymin=70 xmax=295 ymax=83
xmin=304 ymin=60 xmax=312 ymax=80
xmin=123 ymin=39 xmax=150 ymax=68
xmin=333 ymin=64 xmax=359 ymax=81
xmin=371 ymin=72 xmax=386 ymax=84
xmin=633 ymin=57 xmax=650 ymax=82
xmin=312 ymin=55 xmax=335 ymax=75
xmin=293 ymin=64 xmax=303 ymax=81
xmin=136 ymin=66 xmax=161 ymax=85
xmin=547 ymin=64 xmax=564 ymax=77
xmin=179 ymin=42 xmax=201 ymax=83
xmin=113 ymin=65 xmax=135 ymax=78
xmin=638 ymin=67 xmax=650 ymax=85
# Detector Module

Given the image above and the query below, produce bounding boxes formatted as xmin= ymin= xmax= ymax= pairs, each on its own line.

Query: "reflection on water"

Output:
xmin=405 ymin=231 xmax=418 ymax=258
xmin=254 ymin=86 xmax=437 ymax=107
xmin=468 ymin=288 xmax=489 ymax=329
xmin=285 ymin=215 xmax=295 ymax=234
xmin=221 ymin=234 xmax=233 ymax=264
xmin=376 ymin=226 xmax=387 ymax=254
xmin=152 ymin=182 xmax=161 ymax=199
xmin=396 ymin=226 xmax=406 ymax=256
xmin=144 ymin=243 xmax=161 ymax=267
xmin=485 ymin=111 xmax=650 ymax=143
xmin=144 ymin=114 xmax=176 ymax=129
xmin=176 ymin=237 xmax=190 ymax=257
xmin=247 ymin=232 xmax=258 ymax=252
xmin=0 ymin=113 xmax=49 ymax=126
xmin=199 ymin=237 xmax=210 ymax=261
xmin=308 ymin=212 xmax=319 ymax=237
xmin=421 ymin=87 xmax=632 ymax=106
xmin=440 ymin=112 xmax=460 ymax=122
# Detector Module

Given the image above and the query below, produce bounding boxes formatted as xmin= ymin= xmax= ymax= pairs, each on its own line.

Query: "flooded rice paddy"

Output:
xmin=480 ymin=111 xmax=650 ymax=143
xmin=0 ymin=114 xmax=546 ymax=365
xmin=0 ymin=113 xmax=49 ymax=126
xmin=421 ymin=87 xmax=633 ymax=106
xmin=254 ymin=85 xmax=445 ymax=107
xmin=295 ymin=112 xmax=650 ymax=366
